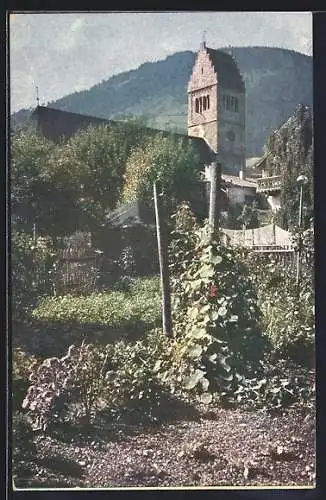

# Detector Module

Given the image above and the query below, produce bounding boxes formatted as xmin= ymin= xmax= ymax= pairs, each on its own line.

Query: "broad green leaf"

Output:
xmin=191 ymin=279 xmax=203 ymax=290
xmin=200 ymin=304 xmax=211 ymax=314
xmin=184 ymin=369 xmax=206 ymax=389
xmin=208 ymin=353 xmax=217 ymax=363
xmin=221 ymin=372 xmax=234 ymax=382
xmin=200 ymin=377 xmax=210 ymax=391
xmin=218 ymin=306 xmax=228 ymax=317
xmin=211 ymin=310 xmax=219 ymax=321
xmin=187 ymin=344 xmax=203 ymax=359
xmin=210 ymin=255 xmax=223 ymax=265
xmin=218 ymin=355 xmax=232 ymax=372
xmin=153 ymin=360 xmax=162 ymax=373
xmin=199 ymin=264 xmax=215 ymax=279
xmin=190 ymin=327 xmax=207 ymax=339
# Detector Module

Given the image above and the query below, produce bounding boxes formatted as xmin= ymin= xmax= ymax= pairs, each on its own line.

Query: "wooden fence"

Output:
xmin=54 ymin=233 xmax=101 ymax=295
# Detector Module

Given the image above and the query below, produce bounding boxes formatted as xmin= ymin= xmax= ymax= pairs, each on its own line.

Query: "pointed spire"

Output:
xmin=200 ymin=30 xmax=207 ymax=50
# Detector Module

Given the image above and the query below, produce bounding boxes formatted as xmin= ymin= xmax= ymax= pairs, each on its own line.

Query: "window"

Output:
xmin=195 ymin=94 xmax=210 ymax=114
xmin=223 ymin=94 xmax=239 ymax=113
xmin=203 ymin=96 xmax=207 ymax=111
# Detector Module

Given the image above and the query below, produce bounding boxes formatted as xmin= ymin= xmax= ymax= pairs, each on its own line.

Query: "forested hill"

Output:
xmin=11 ymin=46 xmax=312 ymax=157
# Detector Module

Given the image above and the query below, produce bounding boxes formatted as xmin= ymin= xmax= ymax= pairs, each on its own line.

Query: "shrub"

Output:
xmin=22 ymin=330 xmax=174 ymax=428
xmin=11 ymin=230 xmax=55 ymax=318
xmin=12 ymin=348 xmax=40 ymax=412
xmin=103 ymin=329 xmax=173 ymax=419
xmin=233 ymin=359 xmax=315 ymax=411
xmin=244 ymin=253 xmax=314 ymax=366
xmin=21 ymin=342 xmax=109 ymax=429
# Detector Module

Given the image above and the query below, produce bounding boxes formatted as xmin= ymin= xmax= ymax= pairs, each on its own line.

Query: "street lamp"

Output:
xmin=296 ymin=174 xmax=308 ymax=285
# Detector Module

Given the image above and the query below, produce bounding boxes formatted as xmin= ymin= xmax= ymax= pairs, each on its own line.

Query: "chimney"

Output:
xmin=239 ymin=170 xmax=245 ymax=180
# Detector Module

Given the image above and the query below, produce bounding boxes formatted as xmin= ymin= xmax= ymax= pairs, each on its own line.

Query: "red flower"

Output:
xmin=209 ymin=284 xmax=217 ymax=297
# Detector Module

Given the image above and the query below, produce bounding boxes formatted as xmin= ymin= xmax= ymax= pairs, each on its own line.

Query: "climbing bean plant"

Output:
xmin=168 ymin=204 xmax=268 ymax=403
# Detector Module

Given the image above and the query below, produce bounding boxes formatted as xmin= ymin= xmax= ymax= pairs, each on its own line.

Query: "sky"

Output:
xmin=9 ymin=11 xmax=312 ymax=113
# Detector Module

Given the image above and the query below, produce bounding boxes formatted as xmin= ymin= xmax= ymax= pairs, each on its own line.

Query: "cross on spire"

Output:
xmin=35 ymin=85 xmax=40 ymax=106
xmin=200 ymin=30 xmax=207 ymax=50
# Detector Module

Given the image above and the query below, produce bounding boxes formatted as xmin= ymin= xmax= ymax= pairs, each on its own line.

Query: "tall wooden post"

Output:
xmin=33 ymin=222 xmax=37 ymax=243
xmin=296 ymin=182 xmax=304 ymax=285
xmin=208 ymin=160 xmax=221 ymax=239
xmin=153 ymin=182 xmax=172 ymax=337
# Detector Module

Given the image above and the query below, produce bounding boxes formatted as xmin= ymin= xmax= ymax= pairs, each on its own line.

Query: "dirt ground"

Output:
xmin=14 ymin=401 xmax=315 ymax=489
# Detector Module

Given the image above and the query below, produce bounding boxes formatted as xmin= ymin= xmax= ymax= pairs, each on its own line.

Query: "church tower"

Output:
xmin=187 ymin=41 xmax=245 ymax=175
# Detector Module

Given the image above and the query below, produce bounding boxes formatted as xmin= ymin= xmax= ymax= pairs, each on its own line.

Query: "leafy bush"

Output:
xmin=11 ymin=230 xmax=56 ymax=318
xmin=103 ymin=329 xmax=173 ymax=419
xmin=233 ymin=359 xmax=315 ymax=411
xmin=21 ymin=342 xmax=110 ymax=429
xmin=22 ymin=329 xmax=174 ymax=428
xmin=12 ymin=348 xmax=40 ymax=411
xmin=245 ymin=252 xmax=314 ymax=366
xmin=32 ymin=277 xmax=161 ymax=336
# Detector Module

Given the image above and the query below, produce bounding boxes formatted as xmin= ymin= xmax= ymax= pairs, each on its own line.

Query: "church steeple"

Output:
xmin=200 ymin=30 xmax=207 ymax=51
xmin=187 ymin=43 xmax=246 ymax=174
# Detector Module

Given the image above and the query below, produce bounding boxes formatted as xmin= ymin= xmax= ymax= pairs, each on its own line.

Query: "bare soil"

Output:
xmin=14 ymin=402 xmax=315 ymax=489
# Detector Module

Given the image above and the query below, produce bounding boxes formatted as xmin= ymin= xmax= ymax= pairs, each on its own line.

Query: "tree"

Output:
xmin=237 ymin=202 xmax=259 ymax=229
xmin=121 ymin=133 xmax=203 ymax=213
xmin=11 ymin=121 xmax=153 ymax=238
xmin=265 ymin=105 xmax=313 ymax=231
xmin=11 ymin=130 xmax=65 ymax=234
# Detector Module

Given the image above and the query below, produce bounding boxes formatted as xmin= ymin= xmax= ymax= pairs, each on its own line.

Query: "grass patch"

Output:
xmin=32 ymin=276 xmax=162 ymax=333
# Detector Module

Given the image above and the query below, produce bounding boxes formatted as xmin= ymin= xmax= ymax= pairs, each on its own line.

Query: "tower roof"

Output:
xmin=206 ymin=47 xmax=245 ymax=92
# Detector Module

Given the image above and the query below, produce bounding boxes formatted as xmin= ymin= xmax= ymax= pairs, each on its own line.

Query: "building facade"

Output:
xmin=187 ymin=42 xmax=246 ymax=175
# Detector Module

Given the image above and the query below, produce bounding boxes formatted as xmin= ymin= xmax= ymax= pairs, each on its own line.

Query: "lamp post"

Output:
xmin=296 ymin=174 xmax=308 ymax=285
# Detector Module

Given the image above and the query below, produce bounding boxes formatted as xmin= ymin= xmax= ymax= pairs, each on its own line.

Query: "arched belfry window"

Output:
xmin=199 ymin=97 xmax=203 ymax=113
xmin=207 ymin=95 xmax=210 ymax=109
xmin=203 ymin=96 xmax=207 ymax=111
xmin=195 ymin=98 xmax=199 ymax=113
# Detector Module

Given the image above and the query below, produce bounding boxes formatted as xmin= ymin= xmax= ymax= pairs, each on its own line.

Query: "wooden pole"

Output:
xmin=208 ymin=160 xmax=221 ymax=239
xmin=153 ymin=182 xmax=172 ymax=337
xmin=296 ymin=183 xmax=304 ymax=285
xmin=33 ymin=222 xmax=37 ymax=243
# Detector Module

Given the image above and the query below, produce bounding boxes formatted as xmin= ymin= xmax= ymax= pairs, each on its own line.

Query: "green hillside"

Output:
xmin=11 ymin=46 xmax=312 ymax=157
